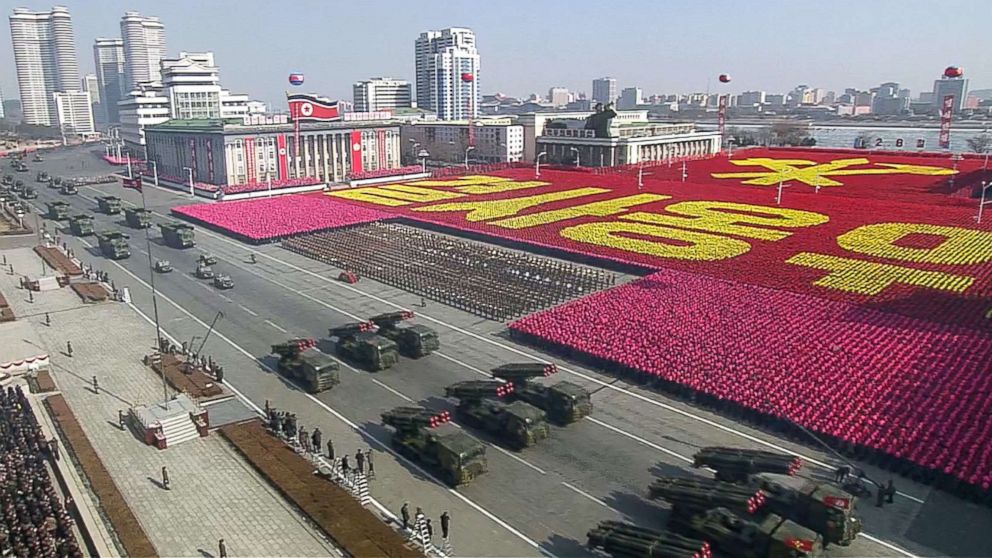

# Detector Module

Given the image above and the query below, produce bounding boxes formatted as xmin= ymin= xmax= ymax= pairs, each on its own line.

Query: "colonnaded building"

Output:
xmin=143 ymin=113 xmax=401 ymax=188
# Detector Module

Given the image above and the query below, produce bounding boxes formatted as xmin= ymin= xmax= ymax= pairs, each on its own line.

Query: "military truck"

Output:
xmin=328 ymin=321 xmax=399 ymax=372
xmin=587 ymin=520 xmax=710 ymax=558
xmin=20 ymin=187 xmax=37 ymax=200
xmin=97 ymin=196 xmax=123 ymax=215
xmin=748 ymin=474 xmax=862 ymax=547
xmin=32 ymin=152 xmax=43 ymax=162
xmin=194 ymin=262 xmax=215 ymax=279
xmin=271 ymin=338 xmax=339 ymax=393
xmin=213 ymin=274 xmax=234 ymax=289
xmin=14 ymin=161 xmax=27 ymax=172
xmin=125 ymin=207 xmax=152 ymax=229
xmin=198 ymin=254 xmax=218 ymax=266
xmin=1 ymin=175 xmax=12 ymax=185
xmin=11 ymin=180 xmax=24 ymax=193
xmin=369 ymin=311 xmax=439 ymax=358
xmin=60 ymin=183 xmax=78 ymax=195
xmin=491 ymin=362 xmax=593 ymax=424
xmin=68 ymin=215 xmax=95 ymax=236
xmin=159 ymin=222 xmax=195 ymax=248
xmin=381 ymin=406 xmax=487 ymax=486
xmin=36 ymin=171 xmax=49 ymax=183
xmin=154 ymin=260 xmax=173 ymax=273
xmin=693 ymin=447 xmax=802 ymax=483
xmin=95 ymin=231 xmax=131 ymax=259
xmin=445 ymin=380 xmax=549 ymax=450
xmin=649 ymin=476 xmax=769 ymax=519
xmin=670 ymin=507 xmax=823 ymax=558
xmin=46 ymin=201 xmax=70 ymax=221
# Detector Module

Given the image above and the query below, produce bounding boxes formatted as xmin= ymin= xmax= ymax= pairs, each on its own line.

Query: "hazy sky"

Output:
xmin=2 ymin=0 xmax=989 ymax=109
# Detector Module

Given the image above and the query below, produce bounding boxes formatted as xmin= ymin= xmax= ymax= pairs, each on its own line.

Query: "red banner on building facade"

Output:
xmin=376 ymin=129 xmax=387 ymax=171
xmin=350 ymin=130 xmax=364 ymax=174
xmin=189 ymin=139 xmax=198 ymax=182
xmin=245 ymin=137 xmax=256 ymax=184
xmin=718 ymin=95 xmax=728 ymax=144
xmin=277 ymin=135 xmax=288 ymax=180
xmin=938 ymin=94 xmax=954 ymax=149
xmin=206 ymin=140 xmax=214 ymax=183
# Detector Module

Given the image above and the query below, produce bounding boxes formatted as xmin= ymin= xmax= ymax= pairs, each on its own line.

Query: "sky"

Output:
xmin=1 ymin=0 xmax=990 ymax=109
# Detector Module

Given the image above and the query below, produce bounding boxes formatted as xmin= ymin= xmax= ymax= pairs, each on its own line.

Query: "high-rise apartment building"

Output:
xmin=738 ymin=90 xmax=766 ymax=106
xmin=121 ymin=12 xmax=165 ymax=92
xmin=82 ymin=74 xmax=99 ymax=104
xmin=618 ymin=87 xmax=642 ymax=110
xmin=414 ymin=27 xmax=480 ymax=120
xmin=0 ymin=88 xmax=5 ymax=119
xmin=548 ymin=87 xmax=570 ymax=107
xmin=9 ymin=6 xmax=81 ymax=126
xmin=592 ymin=77 xmax=617 ymax=105
xmin=53 ymin=90 xmax=94 ymax=134
xmin=93 ymin=37 xmax=125 ymax=123
xmin=353 ymin=78 xmax=413 ymax=112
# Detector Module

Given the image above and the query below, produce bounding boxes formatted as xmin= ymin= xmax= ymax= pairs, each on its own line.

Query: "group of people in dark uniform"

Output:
xmin=0 ymin=386 xmax=81 ymax=558
xmin=264 ymin=406 xmax=374 ymax=480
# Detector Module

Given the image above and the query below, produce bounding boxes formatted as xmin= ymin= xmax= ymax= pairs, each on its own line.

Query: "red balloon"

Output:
xmin=718 ymin=74 xmax=731 ymax=83
xmin=944 ymin=66 xmax=963 ymax=78
xmin=461 ymin=72 xmax=475 ymax=82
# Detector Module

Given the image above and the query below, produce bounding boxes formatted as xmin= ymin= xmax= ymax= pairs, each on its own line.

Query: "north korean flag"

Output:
xmin=122 ymin=176 xmax=142 ymax=192
xmin=287 ymin=93 xmax=341 ymax=122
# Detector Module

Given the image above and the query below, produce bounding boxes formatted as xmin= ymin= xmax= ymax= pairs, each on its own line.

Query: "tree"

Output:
xmin=966 ymin=133 xmax=992 ymax=154
xmin=770 ymin=121 xmax=813 ymax=146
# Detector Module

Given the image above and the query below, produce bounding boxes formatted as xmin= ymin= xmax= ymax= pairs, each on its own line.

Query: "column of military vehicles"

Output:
xmin=587 ymin=447 xmax=864 ymax=558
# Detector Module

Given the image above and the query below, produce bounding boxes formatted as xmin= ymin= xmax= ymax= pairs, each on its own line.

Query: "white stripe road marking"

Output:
xmin=239 ymin=305 xmax=258 ymax=317
xmin=370 ymin=378 xmax=413 ymax=402
xmin=264 ymin=319 xmax=288 ymax=333
xmin=492 ymin=446 xmax=548 ymax=475
xmin=585 ymin=416 xmax=692 ymax=464
xmin=97 ymin=248 xmax=553 ymax=557
xmin=208 ymin=239 xmax=933 ymax=507
xmin=560 ymin=481 xmax=610 ymax=508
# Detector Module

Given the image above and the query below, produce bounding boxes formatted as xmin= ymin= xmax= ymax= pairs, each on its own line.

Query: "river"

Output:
xmin=697 ymin=123 xmax=990 ymax=153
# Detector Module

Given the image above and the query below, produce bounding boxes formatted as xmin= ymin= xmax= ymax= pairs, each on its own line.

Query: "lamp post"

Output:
xmin=183 ymin=166 xmax=194 ymax=197
xmin=535 ymin=151 xmax=547 ymax=179
xmin=570 ymin=147 xmax=580 ymax=168
xmin=417 ymin=149 xmax=430 ymax=173
xmin=149 ymin=161 xmax=159 ymax=187
xmin=464 ymin=146 xmax=475 ymax=168
xmin=727 ymin=139 xmax=737 ymax=159
xmin=978 ymin=181 xmax=992 ymax=225
xmin=776 ymin=179 xmax=790 ymax=205
xmin=409 ymin=140 xmax=420 ymax=164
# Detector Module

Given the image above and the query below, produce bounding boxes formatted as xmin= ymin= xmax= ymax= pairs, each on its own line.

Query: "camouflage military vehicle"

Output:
xmin=68 ymin=215 xmax=95 ymax=237
xmin=649 ymin=476 xmax=769 ymax=519
xmin=381 ymin=406 xmax=487 ymax=486
xmin=36 ymin=171 xmax=49 ymax=183
xmin=46 ymin=201 xmax=70 ymax=221
xmin=60 ymin=183 xmax=78 ymax=195
xmin=445 ymin=380 xmax=550 ymax=450
xmin=692 ymin=447 xmax=802 ymax=483
xmin=32 ymin=152 xmax=43 ymax=162
xmin=491 ymin=362 xmax=592 ymax=424
xmin=159 ymin=222 xmax=195 ymax=248
xmin=213 ymin=274 xmax=234 ymax=289
xmin=154 ymin=260 xmax=173 ymax=273
xmin=587 ymin=520 xmax=710 ymax=558
xmin=1 ymin=175 xmax=12 ymax=185
xmin=271 ymin=338 xmax=339 ymax=393
xmin=95 ymin=231 xmax=131 ymax=259
xmin=11 ymin=180 xmax=24 ymax=193
xmin=749 ymin=473 xmax=862 ymax=547
xmin=20 ymin=186 xmax=37 ymax=199
xmin=97 ymin=195 xmax=123 ymax=214
xmin=670 ymin=507 xmax=823 ymax=558
xmin=369 ymin=311 xmax=439 ymax=358
xmin=328 ymin=321 xmax=399 ymax=372
xmin=13 ymin=161 xmax=27 ymax=172
xmin=194 ymin=262 xmax=215 ymax=279
xmin=125 ymin=207 xmax=152 ymax=229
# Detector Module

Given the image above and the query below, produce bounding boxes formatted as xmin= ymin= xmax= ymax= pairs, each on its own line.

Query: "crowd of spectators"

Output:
xmin=0 ymin=386 xmax=81 ymax=557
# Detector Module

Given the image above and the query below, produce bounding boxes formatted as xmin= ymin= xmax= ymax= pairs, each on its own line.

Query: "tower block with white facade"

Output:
xmin=9 ymin=6 xmax=81 ymax=126
xmin=415 ymin=27 xmax=480 ymax=121
xmin=121 ymin=12 xmax=166 ymax=92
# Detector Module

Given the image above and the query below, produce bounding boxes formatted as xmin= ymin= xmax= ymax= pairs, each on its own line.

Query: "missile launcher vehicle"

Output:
xmin=445 ymin=380 xmax=549 ymax=450
xmin=491 ymin=362 xmax=592 ymax=424
xmin=160 ymin=222 xmax=195 ymax=248
xmin=369 ymin=311 xmax=439 ymax=358
xmin=36 ymin=171 xmax=48 ymax=183
xmin=692 ymin=447 xmax=802 ymax=483
xmin=46 ymin=201 xmax=70 ymax=221
xmin=381 ymin=406 xmax=487 ymax=486
xmin=748 ymin=474 xmax=862 ymax=547
xmin=587 ymin=520 xmax=711 ymax=558
xmin=649 ymin=476 xmax=768 ymax=518
xmin=97 ymin=195 xmax=123 ymax=214
xmin=20 ymin=186 xmax=36 ymax=199
xmin=125 ymin=207 xmax=152 ymax=229
xmin=68 ymin=215 xmax=95 ymax=236
xmin=271 ymin=338 xmax=339 ymax=393
xmin=670 ymin=507 xmax=823 ymax=558
xmin=328 ymin=321 xmax=399 ymax=372
xmin=95 ymin=231 xmax=131 ymax=259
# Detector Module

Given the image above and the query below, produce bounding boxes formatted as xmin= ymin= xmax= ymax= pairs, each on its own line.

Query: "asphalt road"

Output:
xmin=13 ymin=145 xmax=992 ymax=558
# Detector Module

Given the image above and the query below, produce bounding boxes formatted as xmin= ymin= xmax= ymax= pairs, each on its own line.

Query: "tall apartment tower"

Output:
xmin=414 ymin=27 xmax=480 ymax=120
xmin=592 ymin=77 xmax=617 ymax=105
xmin=93 ymin=37 xmax=126 ymax=122
xmin=8 ymin=6 xmax=81 ymax=126
xmin=121 ymin=12 xmax=166 ymax=92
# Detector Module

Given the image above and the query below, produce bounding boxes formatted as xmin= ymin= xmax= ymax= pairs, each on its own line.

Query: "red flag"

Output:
xmin=287 ymin=93 xmax=341 ymax=122
xmin=122 ymin=176 xmax=142 ymax=192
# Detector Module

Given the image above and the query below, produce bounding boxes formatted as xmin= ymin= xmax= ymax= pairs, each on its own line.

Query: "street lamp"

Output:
xmin=182 ymin=166 xmax=194 ymax=197
xmin=464 ymin=146 xmax=475 ymax=168
xmin=409 ymin=140 xmax=420 ymax=163
xmin=977 ymin=181 xmax=992 ymax=225
xmin=727 ymin=138 xmax=737 ymax=158
xmin=535 ymin=151 xmax=547 ymax=178
xmin=148 ymin=161 xmax=159 ymax=187
xmin=569 ymin=147 xmax=580 ymax=168
xmin=417 ymin=149 xmax=430 ymax=173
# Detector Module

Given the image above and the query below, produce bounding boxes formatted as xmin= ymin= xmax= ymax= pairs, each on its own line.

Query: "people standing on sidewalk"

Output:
xmin=118 ymin=410 xmax=126 ymax=430
xmin=218 ymin=538 xmax=227 ymax=558
xmin=161 ymin=466 xmax=170 ymax=490
xmin=400 ymin=503 xmax=410 ymax=530
xmin=311 ymin=428 xmax=321 ymax=455
xmin=65 ymin=341 xmax=73 ymax=358
xmin=440 ymin=511 xmax=450 ymax=540
xmin=91 ymin=376 xmax=98 ymax=394
xmin=365 ymin=449 xmax=374 ymax=478
xmin=355 ymin=449 xmax=365 ymax=475
xmin=326 ymin=439 xmax=334 ymax=461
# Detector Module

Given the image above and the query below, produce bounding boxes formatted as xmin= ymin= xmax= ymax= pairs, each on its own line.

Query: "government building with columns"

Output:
xmin=143 ymin=113 xmax=401 ymax=188
xmin=536 ymin=119 xmax=721 ymax=167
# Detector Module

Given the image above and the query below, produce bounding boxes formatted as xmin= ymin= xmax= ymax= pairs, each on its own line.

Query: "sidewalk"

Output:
xmin=0 ymin=246 xmax=341 ymax=557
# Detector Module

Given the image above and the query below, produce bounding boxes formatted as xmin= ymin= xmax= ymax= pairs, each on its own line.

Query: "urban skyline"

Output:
xmin=1 ymin=0 xmax=990 ymax=113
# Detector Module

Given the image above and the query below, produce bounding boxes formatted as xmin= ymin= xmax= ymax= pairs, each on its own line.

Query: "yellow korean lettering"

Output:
xmin=786 ymin=252 xmax=975 ymax=295
xmin=623 ymin=201 xmax=829 ymax=241
xmin=413 ymin=188 xmax=607 ymax=222
xmin=560 ymin=222 xmax=751 ymax=261
xmin=836 ymin=223 xmax=992 ymax=265
xmin=329 ymin=184 xmax=465 ymax=207
xmin=492 ymin=194 xmax=670 ymax=230
xmin=406 ymin=175 xmax=511 ymax=187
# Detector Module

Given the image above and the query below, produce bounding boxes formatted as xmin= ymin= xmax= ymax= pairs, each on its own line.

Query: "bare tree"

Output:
xmin=771 ymin=122 xmax=813 ymax=146
xmin=966 ymin=133 xmax=992 ymax=154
